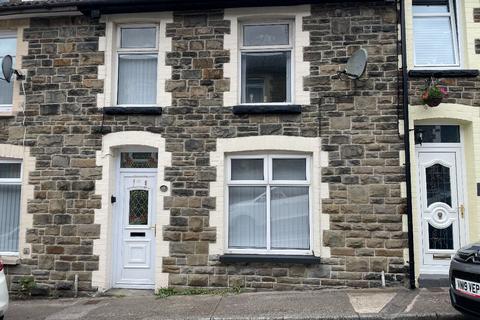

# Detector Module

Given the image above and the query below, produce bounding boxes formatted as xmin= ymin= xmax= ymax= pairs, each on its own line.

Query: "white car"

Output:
xmin=0 ymin=260 xmax=8 ymax=320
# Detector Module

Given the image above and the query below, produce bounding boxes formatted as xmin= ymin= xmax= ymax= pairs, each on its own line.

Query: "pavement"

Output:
xmin=3 ymin=287 xmax=471 ymax=320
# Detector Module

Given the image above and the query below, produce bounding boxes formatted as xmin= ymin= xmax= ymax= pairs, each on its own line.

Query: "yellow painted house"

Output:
xmin=405 ymin=0 xmax=480 ymax=286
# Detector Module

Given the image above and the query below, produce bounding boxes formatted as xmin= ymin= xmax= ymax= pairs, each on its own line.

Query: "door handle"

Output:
xmin=151 ymin=224 xmax=156 ymax=237
xmin=460 ymin=204 xmax=465 ymax=218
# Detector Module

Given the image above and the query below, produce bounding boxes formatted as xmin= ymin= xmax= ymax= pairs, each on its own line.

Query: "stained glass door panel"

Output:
xmin=129 ymin=189 xmax=149 ymax=225
xmin=418 ymin=150 xmax=463 ymax=270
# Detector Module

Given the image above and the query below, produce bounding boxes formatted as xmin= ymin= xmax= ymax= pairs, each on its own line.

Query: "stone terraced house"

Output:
xmin=0 ymin=0 xmax=477 ymax=297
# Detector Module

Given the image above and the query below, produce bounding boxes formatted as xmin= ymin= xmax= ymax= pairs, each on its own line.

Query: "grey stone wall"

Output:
xmin=2 ymin=1 xmax=408 ymax=296
xmin=1 ymin=16 xmax=107 ymax=296
xmin=304 ymin=2 xmax=407 ymax=288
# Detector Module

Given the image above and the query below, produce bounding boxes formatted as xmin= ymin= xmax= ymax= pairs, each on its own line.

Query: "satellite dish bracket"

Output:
xmin=1 ymin=55 xmax=25 ymax=83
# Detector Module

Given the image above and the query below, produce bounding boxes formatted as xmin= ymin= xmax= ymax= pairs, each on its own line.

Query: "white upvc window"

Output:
xmin=0 ymin=32 xmax=17 ymax=112
xmin=226 ymin=154 xmax=312 ymax=255
xmin=413 ymin=0 xmax=461 ymax=68
xmin=239 ymin=21 xmax=293 ymax=104
xmin=115 ymin=24 xmax=159 ymax=106
xmin=0 ymin=159 xmax=22 ymax=255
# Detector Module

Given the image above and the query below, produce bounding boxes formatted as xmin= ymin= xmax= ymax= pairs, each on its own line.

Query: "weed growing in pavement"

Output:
xmin=156 ymin=286 xmax=243 ymax=299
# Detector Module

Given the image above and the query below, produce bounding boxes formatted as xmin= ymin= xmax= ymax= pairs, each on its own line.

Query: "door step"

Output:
xmin=418 ymin=274 xmax=450 ymax=288
xmin=102 ymin=288 xmax=155 ymax=297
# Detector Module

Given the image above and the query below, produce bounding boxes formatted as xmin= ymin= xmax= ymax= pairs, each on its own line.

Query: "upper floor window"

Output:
xmin=240 ymin=22 xmax=293 ymax=104
xmin=227 ymin=154 xmax=311 ymax=254
xmin=0 ymin=32 xmax=16 ymax=111
xmin=413 ymin=0 xmax=460 ymax=68
xmin=0 ymin=160 xmax=22 ymax=254
xmin=116 ymin=25 xmax=158 ymax=106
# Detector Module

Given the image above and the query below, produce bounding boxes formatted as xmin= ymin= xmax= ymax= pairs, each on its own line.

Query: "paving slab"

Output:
xmin=348 ymin=292 xmax=396 ymax=314
xmin=404 ymin=288 xmax=458 ymax=315
xmin=212 ymin=291 xmax=356 ymax=319
xmin=83 ymin=295 xmax=221 ymax=320
xmin=5 ymin=298 xmax=84 ymax=320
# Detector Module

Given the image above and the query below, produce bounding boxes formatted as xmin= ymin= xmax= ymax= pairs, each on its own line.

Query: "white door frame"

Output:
xmin=111 ymin=148 xmax=158 ymax=289
xmin=415 ymin=127 xmax=469 ymax=275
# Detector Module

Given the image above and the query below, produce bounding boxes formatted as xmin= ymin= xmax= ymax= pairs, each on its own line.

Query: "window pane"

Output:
xmin=242 ymin=52 xmax=290 ymax=103
xmin=0 ymin=162 xmax=21 ymax=179
xmin=413 ymin=5 xmax=449 ymax=14
xmin=271 ymin=186 xmax=309 ymax=250
xmin=426 ymin=164 xmax=451 ymax=207
xmin=272 ymin=158 xmax=306 ymax=180
xmin=0 ymin=37 xmax=16 ymax=57
xmin=429 ymin=223 xmax=453 ymax=250
xmin=121 ymin=27 xmax=157 ymax=48
xmin=129 ymin=189 xmax=149 ymax=225
xmin=121 ymin=152 xmax=158 ymax=168
xmin=0 ymin=184 xmax=21 ymax=252
xmin=231 ymin=159 xmax=264 ymax=180
xmin=118 ymin=54 xmax=157 ymax=105
xmin=243 ymin=24 xmax=289 ymax=46
xmin=414 ymin=16 xmax=456 ymax=65
xmin=415 ymin=125 xmax=460 ymax=143
xmin=228 ymin=186 xmax=266 ymax=249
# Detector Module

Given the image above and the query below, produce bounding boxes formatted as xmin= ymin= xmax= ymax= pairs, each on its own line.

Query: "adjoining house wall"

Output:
xmin=405 ymin=0 xmax=480 ymax=284
xmin=0 ymin=1 xmax=408 ymax=296
xmin=0 ymin=16 xmax=109 ymax=296
xmin=409 ymin=104 xmax=480 ymax=281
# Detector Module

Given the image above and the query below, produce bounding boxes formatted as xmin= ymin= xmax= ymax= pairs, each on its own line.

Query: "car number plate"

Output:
xmin=455 ymin=278 xmax=480 ymax=297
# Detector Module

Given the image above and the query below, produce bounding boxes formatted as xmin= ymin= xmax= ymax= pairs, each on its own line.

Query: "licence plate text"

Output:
xmin=455 ymin=278 xmax=480 ymax=297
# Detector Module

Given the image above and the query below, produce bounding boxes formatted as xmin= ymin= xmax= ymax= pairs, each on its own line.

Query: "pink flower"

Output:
xmin=439 ymin=87 xmax=448 ymax=96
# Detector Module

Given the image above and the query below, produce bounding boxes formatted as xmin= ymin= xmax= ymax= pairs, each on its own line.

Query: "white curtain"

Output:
xmin=117 ymin=54 xmax=157 ymax=105
xmin=228 ymin=186 xmax=266 ymax=248
xmin=270 ymin=186 xmax=309 ymax=249
xmin=0 ymin=184 xmax=21 ymax=252
xmin=414 ymin=16 xmax=456 ymax=65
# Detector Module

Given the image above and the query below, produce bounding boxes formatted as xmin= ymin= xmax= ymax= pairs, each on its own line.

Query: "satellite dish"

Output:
xmin=1 ymin=55 xmax=13 ymax=83
xmin=338 ymin=48 xmax=368 ymax=80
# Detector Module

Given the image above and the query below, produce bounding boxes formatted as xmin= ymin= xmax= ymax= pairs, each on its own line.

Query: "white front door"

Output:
xmin=113 ymin=172 xmax=156 ymax=288
xmin=417 ymin=149 xmax=466 ymax=273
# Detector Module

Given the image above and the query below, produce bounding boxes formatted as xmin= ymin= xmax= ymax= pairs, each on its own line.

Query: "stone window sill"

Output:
xmin=232 ymin=104 xmax=302 ymax=115
xmin=0 ymin=255 xmax=20 ymax=265
xmin=103 ymin=106 xmax=163 ymax=115
xmin=0 ymin=112 xmax=15 ymax=118
xmin=408 ymin=69 xmax=479 ymax=78
xmin=219 ymin=254 xmax=320 ymax=264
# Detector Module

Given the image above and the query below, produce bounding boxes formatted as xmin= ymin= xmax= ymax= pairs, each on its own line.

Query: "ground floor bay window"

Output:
xmin=0 ymin=160 xmax=22 ymax=255
xmin=226 ymin=154 xmax=311 ymax=255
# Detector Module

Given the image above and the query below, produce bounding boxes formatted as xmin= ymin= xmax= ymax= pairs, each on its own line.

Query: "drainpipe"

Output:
xmin=400 ymin=0 xmax=416 ymax=290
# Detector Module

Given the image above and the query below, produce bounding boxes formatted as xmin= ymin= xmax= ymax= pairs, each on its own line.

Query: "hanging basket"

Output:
xmin=423 ymin=96 xmax=443 ymax=107
xmin=421 ymin=77 xmax=448 ymax=108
